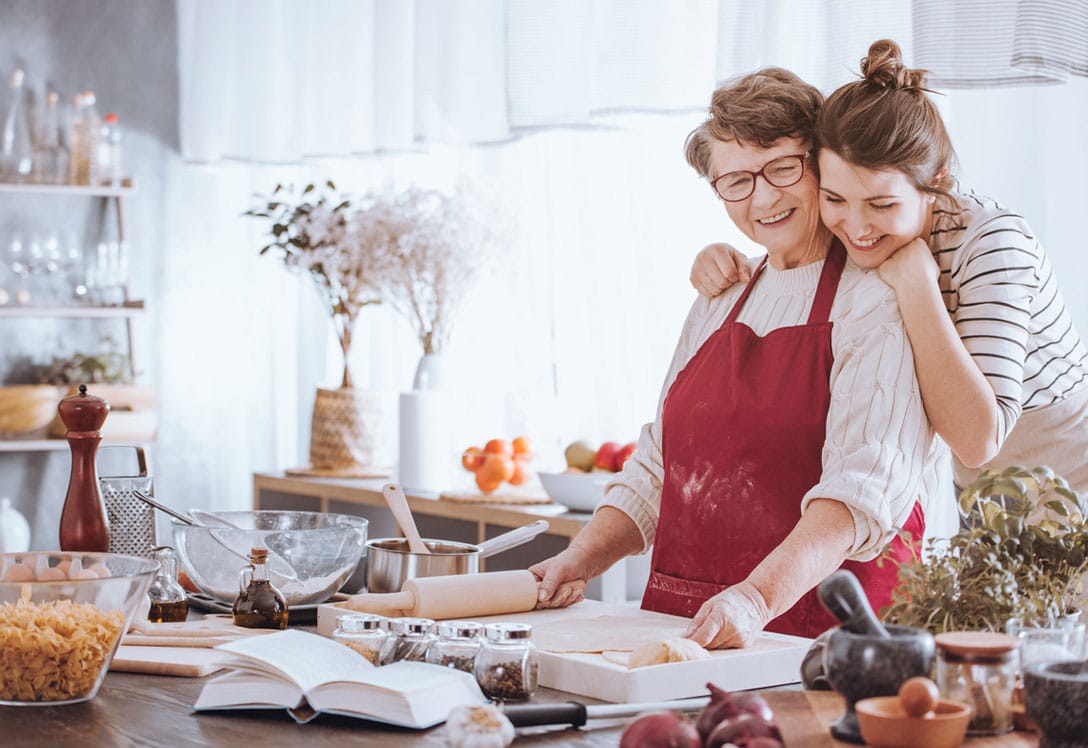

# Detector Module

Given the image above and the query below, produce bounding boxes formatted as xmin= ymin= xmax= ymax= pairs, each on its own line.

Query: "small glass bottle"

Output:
xmin=935 ymin=631 xmax=1019 ymax=736
xmin=146 ymin=546 xmax=188 ymax=622
xmin=1 ymin=69 xmax=33 ymax=181
xmin=32 ymin=90 xmax=68 ymax=185
xmin=475 ymin=622 xmax=539 ymax=701
xmin=380 ymin=617 xmax=435 ymax=665
xmin=332 ymin=613 xmax=387 ymax=665
xmin=67 ymin=91 xmax=100 ymax=186
xmin=231 ymin=547 xmax=288 ymax=630
xmin=426 ymin=620 xmax=482 ymax=674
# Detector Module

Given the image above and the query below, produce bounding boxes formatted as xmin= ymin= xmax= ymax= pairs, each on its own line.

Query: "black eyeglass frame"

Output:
xmin=710 ymin=152 xmax=811 ymax=203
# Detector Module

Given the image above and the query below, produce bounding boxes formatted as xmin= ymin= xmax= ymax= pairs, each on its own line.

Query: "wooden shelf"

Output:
xmin=0 ymin=180 xmax=135 ymax=196
xmin=0 ymin=438 xmax=153 ymax=453
xmin=0 ymin=301 xmax=145 ymax=318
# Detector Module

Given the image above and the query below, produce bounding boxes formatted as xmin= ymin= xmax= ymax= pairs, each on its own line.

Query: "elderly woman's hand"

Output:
xmin=529 ymin=548 xmax=591 ymax=609
xmin=876 ymin=237 xmax=939 ymax=293
xmin=690 ymin=242 xmax=751 ymax=298
xmin=683 ymin=581 xmax=771 ymax=649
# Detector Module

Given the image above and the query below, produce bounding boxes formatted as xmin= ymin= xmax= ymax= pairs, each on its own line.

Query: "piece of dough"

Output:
xmin=627 ymin=637 xmax=711 ymax=669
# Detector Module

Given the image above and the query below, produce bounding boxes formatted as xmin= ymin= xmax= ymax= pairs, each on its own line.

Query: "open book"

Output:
xmin=193 ymin=629 xmax=486 ymax=728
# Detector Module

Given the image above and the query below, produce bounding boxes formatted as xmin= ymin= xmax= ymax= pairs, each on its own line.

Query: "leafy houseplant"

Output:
xmin=884 ymin=466 xmax=1088 ymax=634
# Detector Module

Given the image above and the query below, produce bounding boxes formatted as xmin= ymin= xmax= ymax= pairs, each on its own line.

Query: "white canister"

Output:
xmin=0 ymin=497 xmax=31 ymax=553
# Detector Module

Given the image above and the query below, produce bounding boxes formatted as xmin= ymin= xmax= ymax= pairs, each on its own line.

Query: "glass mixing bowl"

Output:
xmin=0 ymin=551 xmax=158 ymax=705
xmin=172 ymin=510 xmax=368 ymax=606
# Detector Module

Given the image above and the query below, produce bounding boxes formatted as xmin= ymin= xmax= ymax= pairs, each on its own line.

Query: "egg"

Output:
xmin=55 ymin=560 xmax=72 ymax=576
xmin=36 ymin=567 xmax=67 ymax=581
xmin=73 ymin=569 xmax=100 ymax=580
xmin=2 ymin=563 xmax=34 ymax=582
xmin=898 ymin=676 xmax=939 ymax=718
xmin=87 ymin=563 xmax=111 ymax=579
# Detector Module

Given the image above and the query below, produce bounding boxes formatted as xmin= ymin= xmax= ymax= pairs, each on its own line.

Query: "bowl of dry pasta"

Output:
xmin=0 ymin=551 xmax=158 ymax=705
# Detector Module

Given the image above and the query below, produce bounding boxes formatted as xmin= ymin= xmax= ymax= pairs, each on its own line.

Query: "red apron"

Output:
xmin=642 ymin=240 xmax=923 ymax=637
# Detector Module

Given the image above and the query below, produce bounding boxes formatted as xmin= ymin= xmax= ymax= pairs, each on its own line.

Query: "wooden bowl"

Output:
xmin=856 ymin=696 xmax=972 ymax=748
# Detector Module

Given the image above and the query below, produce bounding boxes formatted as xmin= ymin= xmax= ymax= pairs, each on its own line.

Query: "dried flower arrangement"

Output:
xmin=364 ymin=186 xmax=497 ymax=356
xmin=245 ymin=181 xmax=385 ymax=388
xmin=246 ymin=183 xmax=496 ymax=387
xmin=883 ymin=466 xmax=1088 ymax=634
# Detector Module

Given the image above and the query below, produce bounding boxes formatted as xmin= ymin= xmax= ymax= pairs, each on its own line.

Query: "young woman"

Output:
xmin=691 ymin=40 xmax=1088 ymax=494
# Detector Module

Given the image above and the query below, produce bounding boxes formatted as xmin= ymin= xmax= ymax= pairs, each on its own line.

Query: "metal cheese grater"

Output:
xmin=98 ymin=445 xmax=156 ymax=558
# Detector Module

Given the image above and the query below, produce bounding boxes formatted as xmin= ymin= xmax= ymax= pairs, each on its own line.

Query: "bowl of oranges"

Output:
xmin=460 ymin=436 xmax=536 ymax=494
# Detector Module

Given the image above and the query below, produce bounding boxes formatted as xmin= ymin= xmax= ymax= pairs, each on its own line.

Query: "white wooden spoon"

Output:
xmin=381 ymin=483 xmax=428 ymax=554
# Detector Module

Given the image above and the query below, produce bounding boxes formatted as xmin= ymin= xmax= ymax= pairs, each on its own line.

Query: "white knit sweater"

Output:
xmin=602 ymin=255 xmax=944 ymax=562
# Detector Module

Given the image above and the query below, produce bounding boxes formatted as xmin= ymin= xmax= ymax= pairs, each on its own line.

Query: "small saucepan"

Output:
xmin=365 ymin=519 xmax=549 ymax=593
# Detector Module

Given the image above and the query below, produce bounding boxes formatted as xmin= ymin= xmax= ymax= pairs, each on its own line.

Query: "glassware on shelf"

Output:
xmin=1 ymin=69 xmax=34 ymax=181
xmin=68 ymin=91 xmax=100 ymax=186
xmin=6 ymin=234 xmax=31 ymax=305
xmin=32 ymin=90 xmax=69 ymax=185
xmin=98 ymin=113 xmax=122 ymax=186
xmin=86 ymin=240 xmax=128 ymax=306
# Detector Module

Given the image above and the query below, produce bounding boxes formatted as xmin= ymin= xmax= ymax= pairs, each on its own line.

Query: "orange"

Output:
xmin=461 ymin=446 xmax=485 ymax=472
xmin=484 ymin=438 xmax=512 ymax=456
xmin=512 ymin=436 xmax=533 ymax=455
xmin=509 ymin=456 xmax=532 ymax=485
xmin=479 ymin=453 xmax=515 ymax=483
xmin=475 ymin=473 xmax=502 ymax=494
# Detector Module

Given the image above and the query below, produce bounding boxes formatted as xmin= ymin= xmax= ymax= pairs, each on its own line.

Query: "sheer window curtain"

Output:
xmin=166 ymin=0 xmax=1088 ymax=517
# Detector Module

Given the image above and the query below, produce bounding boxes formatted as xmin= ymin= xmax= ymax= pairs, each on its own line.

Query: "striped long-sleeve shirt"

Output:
xmin=930 ymin=189 xmax=1088 ymax=444
xmin=602 ymin=256 xmax=942 ymax=562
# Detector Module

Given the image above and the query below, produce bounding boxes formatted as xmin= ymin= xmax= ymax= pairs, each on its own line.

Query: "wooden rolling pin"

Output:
xmin=344 ymin=569 xmax=539 ymax=619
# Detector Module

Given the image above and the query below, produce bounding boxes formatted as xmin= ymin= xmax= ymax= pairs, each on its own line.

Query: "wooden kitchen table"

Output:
xmin=0 ymin=675 xmax=1039 ymax=747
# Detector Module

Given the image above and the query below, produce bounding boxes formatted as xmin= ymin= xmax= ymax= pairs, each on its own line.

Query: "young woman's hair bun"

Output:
xmin=861 ymin=39 xmax=927 ymax=91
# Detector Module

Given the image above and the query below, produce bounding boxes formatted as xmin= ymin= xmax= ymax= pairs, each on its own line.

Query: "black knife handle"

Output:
xmin=501 ymin=701 xmax=588 ymax=727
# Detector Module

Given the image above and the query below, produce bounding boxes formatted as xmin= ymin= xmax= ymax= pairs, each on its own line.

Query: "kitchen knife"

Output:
xmin=501 ymin=696 xmax=710 ymax=727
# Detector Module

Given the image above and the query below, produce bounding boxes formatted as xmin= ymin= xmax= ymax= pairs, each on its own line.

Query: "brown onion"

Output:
xmin=619 ymin=710 xmax=701 ymax=748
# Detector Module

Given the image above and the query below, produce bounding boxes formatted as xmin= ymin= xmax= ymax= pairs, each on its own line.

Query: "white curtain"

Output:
xmin=164 ymin=0 xmax=1088 ymax=519
xmin=914 ymin=0 xmax=1088 ymax=87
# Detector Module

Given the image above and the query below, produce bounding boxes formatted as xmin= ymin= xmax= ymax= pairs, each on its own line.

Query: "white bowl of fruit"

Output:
xmin=537 ymin=439 xmax=637 ymax=512
xmin=460 ymin=436 xmax=536 ymax=494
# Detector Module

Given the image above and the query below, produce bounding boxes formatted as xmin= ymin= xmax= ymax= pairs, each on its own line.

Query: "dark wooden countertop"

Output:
xmin=1 ymin=673 xmax=1039 ymax=747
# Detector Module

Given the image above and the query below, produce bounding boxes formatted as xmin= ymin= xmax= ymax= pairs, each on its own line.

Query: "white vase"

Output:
xmin=412 ymin=352 xmax=450 ymax=391
xmin=0 ymin=497 xmax=30 ymax=553
xmin=398 ymin=353 xmax=454 ymax=492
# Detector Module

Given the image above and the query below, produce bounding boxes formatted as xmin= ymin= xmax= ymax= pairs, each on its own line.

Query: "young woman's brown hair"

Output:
xmin=685 ymin=67 xmax=823 ymax=178
xmin=816 ymin=39 xmax=957 ymax=195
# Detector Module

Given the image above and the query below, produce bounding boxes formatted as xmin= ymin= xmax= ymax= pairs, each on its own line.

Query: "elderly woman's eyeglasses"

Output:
xmin=710 ymin=152 xmax=810 ymax=202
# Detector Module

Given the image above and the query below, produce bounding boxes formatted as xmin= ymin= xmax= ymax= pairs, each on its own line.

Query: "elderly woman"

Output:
xmin=530 ymin=68 xmax=941 ymax=648
xmin=692 ymin=40 xmax=1088 ymax=496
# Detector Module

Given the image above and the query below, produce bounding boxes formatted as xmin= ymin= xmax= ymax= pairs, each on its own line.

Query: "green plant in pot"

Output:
xmin=884 ymin=466 xmax=1087 ymax=634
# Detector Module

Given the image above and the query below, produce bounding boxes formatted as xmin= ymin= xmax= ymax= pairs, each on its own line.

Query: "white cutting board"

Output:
xmin=110 ymin=645 xmax=228 ymax=677
xmin=317 ymin=599 xmax=808 ymax=702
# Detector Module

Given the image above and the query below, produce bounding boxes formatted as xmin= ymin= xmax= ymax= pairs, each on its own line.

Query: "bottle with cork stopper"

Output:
xmin=232 ymin=546 xmax=289 ymax=630
xmin=57 ymin=384 xmax=110 ymax=552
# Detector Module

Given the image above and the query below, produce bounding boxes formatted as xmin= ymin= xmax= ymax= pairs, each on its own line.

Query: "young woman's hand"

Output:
xmin=876 ymin=238 xmax=939 ymax=293
xmin=690 ymin=243 xmax=750 ymax=298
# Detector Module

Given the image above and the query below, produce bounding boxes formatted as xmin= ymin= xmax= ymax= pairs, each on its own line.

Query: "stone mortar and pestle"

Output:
xmin=1024 ymin=658 xmax=1088 ymax=748
xmin=818 ymin=569 xmax=937 ymax=744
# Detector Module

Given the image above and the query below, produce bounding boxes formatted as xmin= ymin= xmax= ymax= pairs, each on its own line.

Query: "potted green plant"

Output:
xmin=883 ymin=466 xmax=1088 ymax=634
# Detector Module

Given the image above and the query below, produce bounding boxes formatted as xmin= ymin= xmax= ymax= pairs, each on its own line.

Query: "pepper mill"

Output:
xmin=58 ymin=384 xmax=111 ymax=552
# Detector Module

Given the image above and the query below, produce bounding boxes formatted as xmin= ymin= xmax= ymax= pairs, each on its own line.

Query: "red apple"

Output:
xmin=594 ymin=441 xmax=621 ymax=471
xmin=613 ymin=442 xmax=637 ymax=471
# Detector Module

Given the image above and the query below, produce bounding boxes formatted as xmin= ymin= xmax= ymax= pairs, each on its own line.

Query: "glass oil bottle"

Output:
xmin=147 ymin=546 xmax=188 ymax=622
xmin=232 ymin=546 xmax=288 ymax=629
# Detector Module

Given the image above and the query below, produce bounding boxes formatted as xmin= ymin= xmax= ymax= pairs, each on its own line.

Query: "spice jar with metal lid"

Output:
xmin=380 ymin=617 xmax=436 ymax=665
xmin=332 ymin=613 xmax=387 ymax=665
xmin=935 ymin=631 xmax=1020 ymax=736
xmin=426 ymin=620 xmax=482 ymax=674
xmin=475 ymin=622 xmax=539 ymax=701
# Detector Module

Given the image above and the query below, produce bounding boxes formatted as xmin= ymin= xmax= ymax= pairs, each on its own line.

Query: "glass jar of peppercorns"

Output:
xmin=426 ymin=620 xmax=482 ymax=674
xmin=380 ymin=617 xmax=436 ymax=665
xmin=475 ymin=622 xmax=538 ymax=701
xmin=332 ymin=613 xmax=387 ymax=665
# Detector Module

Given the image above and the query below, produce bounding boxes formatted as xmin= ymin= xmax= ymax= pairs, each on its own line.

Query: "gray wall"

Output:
xmin=0 ymin=0 xmax=179 ymax=548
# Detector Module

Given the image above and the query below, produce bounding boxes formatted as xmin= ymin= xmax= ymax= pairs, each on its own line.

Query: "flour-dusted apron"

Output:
xmin=642 ymin=240 xmax=924 ymax=638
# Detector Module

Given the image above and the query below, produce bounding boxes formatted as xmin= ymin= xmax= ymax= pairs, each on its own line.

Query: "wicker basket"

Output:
xmin=300 ymin=387 xmax=394 ymax=477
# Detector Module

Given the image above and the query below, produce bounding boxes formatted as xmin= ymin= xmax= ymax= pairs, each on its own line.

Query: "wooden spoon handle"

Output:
xmin=381 ymin=483 xmax=428 ymax=554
